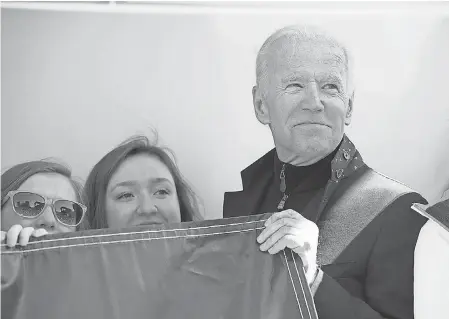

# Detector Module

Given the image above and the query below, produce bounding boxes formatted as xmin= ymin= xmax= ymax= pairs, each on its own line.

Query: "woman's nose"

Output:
xmin=137 ymin=194 xmax=158 ymax=215
xmin=35 ymin=206 xmax=56 ymax=230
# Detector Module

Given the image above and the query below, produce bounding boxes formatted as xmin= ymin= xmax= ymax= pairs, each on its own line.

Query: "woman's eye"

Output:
xmin=116 ymin=193 xmax=135 ymax=200
xmin=34 ymin=202 xmax=44 ymax=209
xmin=154 ymin=189 xmax=170 ymax=196
xmin=59 ymin=207 xmax=69 ymax=214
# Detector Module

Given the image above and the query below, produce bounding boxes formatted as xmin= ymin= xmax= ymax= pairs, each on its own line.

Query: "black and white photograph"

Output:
xmin=1 ymin=1 xmax=449 ymax=318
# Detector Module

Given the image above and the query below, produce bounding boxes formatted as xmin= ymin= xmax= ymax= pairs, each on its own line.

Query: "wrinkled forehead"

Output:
xmin=266 ymin=37 xmax=348 ymax=78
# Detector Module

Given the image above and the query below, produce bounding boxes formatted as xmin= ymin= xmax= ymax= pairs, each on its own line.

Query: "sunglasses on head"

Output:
xmin=2 ymin=191 xmax=86 ymax=227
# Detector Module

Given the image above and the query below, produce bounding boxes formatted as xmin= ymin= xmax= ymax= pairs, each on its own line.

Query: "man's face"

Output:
xmin=254 ymin=38 xmax=353 ymax=164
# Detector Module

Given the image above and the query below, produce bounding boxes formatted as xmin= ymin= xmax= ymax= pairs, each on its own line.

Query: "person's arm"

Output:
xmin=313 ymin=193 xmax=427 ymax=319
xmin=414 ymin=220 xmax=449 ymax=319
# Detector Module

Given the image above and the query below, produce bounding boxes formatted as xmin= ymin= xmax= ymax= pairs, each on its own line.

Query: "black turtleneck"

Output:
xmin=258 ymin=144 xmax=340 ymax=221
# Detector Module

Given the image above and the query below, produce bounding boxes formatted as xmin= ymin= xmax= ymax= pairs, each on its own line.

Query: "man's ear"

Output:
xmin=345 ymin=91 xmax=354 ymax=125
xmin=253 ymin=86 xmax=270 ymax=125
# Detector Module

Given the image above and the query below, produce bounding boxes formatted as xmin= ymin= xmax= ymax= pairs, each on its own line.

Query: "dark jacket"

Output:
xmin=223 ymin=137 xmax=427 ymax=319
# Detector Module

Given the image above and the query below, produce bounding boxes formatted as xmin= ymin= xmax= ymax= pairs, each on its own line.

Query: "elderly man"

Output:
xmin=223 ymin=25 xmax=427 ymax=319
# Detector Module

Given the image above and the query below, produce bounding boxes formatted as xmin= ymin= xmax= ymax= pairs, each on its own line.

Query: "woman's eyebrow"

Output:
xmin=110 ymin=178 xmax=174 ymax=192
xmin=110 ymin=180 xmax=138 ymax=192
xmin=149 ymin=178 xmax=174 ymax=187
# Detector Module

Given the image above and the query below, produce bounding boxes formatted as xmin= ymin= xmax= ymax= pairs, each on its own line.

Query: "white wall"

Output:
xmin=2 ymin=6 xmax=449 ymax=219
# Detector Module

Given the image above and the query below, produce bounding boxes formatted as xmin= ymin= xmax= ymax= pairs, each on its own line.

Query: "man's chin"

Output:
xmin=291 ymin=135 xmax=339 ymax=157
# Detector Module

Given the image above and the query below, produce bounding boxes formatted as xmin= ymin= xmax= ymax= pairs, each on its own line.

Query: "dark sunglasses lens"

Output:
xmin=54 ymin=200 xmax=84 ymax=226
xmin=13 ymin=192 xmax=46 ymax=217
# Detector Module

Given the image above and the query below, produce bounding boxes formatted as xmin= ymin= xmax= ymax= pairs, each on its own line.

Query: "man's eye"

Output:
xmin=287 ymin=83 xmax=304 ymax=89
xmin=322 ymin=84 xmax=340 ymax=92
xmin=285 ymin=83 xmax=304 ymax=93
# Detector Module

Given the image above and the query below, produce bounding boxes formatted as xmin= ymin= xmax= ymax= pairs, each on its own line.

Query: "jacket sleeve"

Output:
xmin=312 ymin=193 xmax=427 ymax=319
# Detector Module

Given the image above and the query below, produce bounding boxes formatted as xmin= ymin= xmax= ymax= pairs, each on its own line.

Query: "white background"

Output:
xmin=2 ymin=3 xmax=449 ymax=218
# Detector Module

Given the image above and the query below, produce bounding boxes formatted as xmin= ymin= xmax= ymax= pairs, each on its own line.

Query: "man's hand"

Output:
xmin=257 ymin=209 xmax=319 ymax=285
xmin=1 ymin=225 xmax=48 ymax=248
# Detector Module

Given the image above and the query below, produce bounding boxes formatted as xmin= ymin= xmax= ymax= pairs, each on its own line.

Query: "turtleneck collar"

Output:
xmin=273 ymin=139 xmax=343 ymax=193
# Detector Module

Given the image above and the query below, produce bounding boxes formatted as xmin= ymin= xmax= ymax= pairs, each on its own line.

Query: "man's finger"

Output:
xmin=264 ymin=209 xmax=304 ymax=227
xmin=18 ymin=227 xmax=35 ymax=246
xmin=6 ymin=225 xmax=23 ymax=248
xmin=266 ymin=236 xmax=312 ymax=272
xmin=260 ymin=225 xmax=296 ymax=251
xmin=266 ymin=234 xmax=302 ymax=254
xmin=257 ymin=217 xmax=300 ymax=243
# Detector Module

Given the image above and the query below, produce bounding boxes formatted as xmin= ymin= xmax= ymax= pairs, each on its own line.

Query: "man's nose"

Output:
xmin=35 ymin=206 xmax=57 ymax=230
xmin=137 ymin=193 xmax=158 ymax=215
xmin=301 ymin=82 xmax=324 ymax=112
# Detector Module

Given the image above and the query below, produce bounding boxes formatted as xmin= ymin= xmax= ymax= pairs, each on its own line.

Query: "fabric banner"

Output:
xmin=1 ymin=213 xmax=317 ymax=319
xmin=412 ymin=200 xmax=449 ymax=232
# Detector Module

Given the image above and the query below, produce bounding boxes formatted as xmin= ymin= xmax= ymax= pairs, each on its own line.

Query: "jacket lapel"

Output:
xmin=223 ymin=150 xmax=275 ymax=218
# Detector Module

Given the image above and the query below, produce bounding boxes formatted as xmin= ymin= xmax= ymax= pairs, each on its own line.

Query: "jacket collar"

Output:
xmin=240 ymin=134 xmax=363 ymax=190
xmin=223 ymin=134 xmax=365 ymax=218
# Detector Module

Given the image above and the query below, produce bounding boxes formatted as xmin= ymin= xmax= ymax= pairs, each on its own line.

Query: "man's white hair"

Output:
xmin=256 ymin=25 xmax=354 ymax=96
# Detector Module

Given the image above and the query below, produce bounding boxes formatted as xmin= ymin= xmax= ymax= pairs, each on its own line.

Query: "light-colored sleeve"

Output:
xmin=414 ymin=219 xmax=449 ymax=319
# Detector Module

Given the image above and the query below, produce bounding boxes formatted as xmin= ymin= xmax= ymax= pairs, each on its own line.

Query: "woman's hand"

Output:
xmin=1 ymin=225 xmax=48 ymax=248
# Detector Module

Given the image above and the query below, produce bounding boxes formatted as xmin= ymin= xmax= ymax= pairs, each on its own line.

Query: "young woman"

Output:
xmin=1 ymin=160 xmax=86 ymax=247
xmin=84 ymin=134 xmax=202 ymax=230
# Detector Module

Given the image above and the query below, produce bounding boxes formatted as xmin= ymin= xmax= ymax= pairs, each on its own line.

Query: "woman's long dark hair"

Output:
xmin=84 ymin=134 xmax=203 ymax=229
